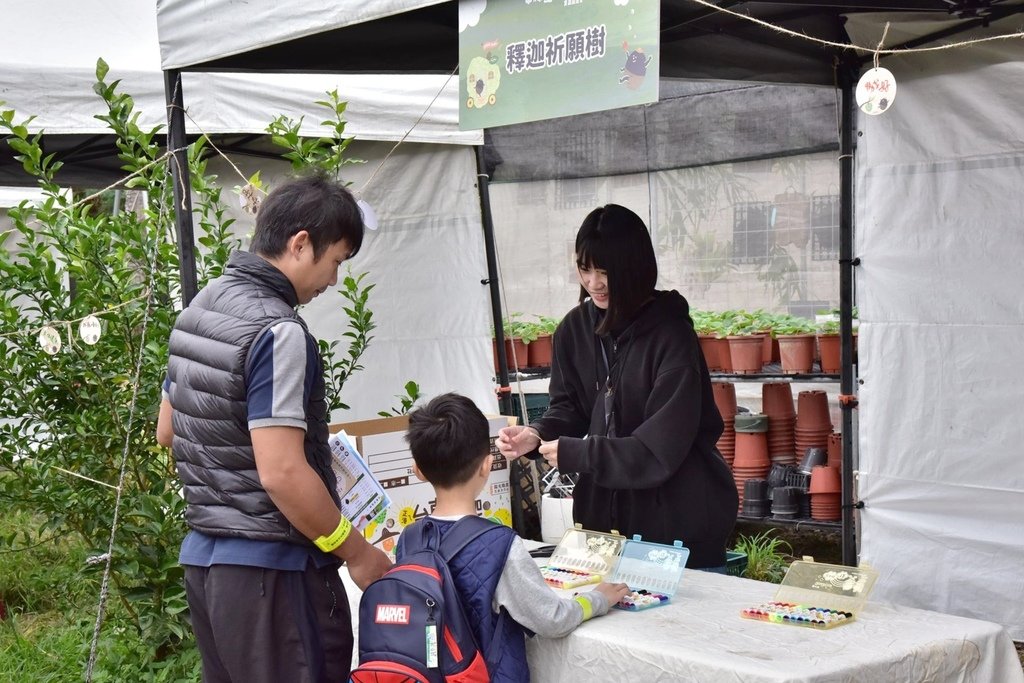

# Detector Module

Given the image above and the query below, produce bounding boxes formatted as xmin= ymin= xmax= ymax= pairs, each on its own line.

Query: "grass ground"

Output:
xmin=0 ymin=510 xmax=201 ymax=682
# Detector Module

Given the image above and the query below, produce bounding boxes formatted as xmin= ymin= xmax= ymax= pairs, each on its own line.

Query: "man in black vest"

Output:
xmin=157 ymin=175 xmax=391 ymax=683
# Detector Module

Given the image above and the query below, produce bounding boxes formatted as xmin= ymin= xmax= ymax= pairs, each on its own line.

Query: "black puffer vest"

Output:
xmin=167 ymin=251 xmax=338 ymax=545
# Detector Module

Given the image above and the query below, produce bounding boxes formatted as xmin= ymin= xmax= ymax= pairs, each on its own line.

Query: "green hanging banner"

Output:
xmin=458 ymin=0 xmax=660 ymax=130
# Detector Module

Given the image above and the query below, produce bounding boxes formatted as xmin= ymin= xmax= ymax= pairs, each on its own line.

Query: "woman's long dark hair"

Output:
xmin=575 ymin=204 xmax=657 ymax=336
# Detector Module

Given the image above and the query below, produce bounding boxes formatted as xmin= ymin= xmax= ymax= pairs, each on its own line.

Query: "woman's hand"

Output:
xmin=538 ymin=439 xmax=559 ymax=469
xmin=497 ymin=425 xmax=541 ymax=459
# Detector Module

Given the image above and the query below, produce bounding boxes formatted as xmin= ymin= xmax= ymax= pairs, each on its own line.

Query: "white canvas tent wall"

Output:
xmin=1 ymin=0 xmax=498 ymax=421
xmin=845 ymin=14 xmax=1024 ymax=640
xmin=156 ymin=0 xmax=1024 ymax=640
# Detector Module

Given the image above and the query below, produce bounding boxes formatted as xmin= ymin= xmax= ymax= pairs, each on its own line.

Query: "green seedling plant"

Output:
xmin=378 ymin=381 xmax=424 ymax=418
xmin=771 ymin=315 xmax=818 ymax=336
xmin=733 ymin=530 xmax=793 ymax=583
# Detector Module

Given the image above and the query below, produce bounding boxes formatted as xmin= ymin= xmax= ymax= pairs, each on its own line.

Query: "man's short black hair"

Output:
xmin=575 ymin=203 xmax=658 ymax=335
xmin=250 ymin=174 xmax=365 ymax=260
xmin=406 ymin=393 xmax=490 ymax=489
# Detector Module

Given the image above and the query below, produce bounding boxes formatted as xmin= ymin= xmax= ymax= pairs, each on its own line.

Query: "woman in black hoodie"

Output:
xmin=497 ymin=204 xmax=738 ymax=569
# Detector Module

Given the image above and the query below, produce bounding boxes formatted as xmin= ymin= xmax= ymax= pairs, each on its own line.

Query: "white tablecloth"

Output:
xmin=341 ymin=561 xmax=1023 ymax=683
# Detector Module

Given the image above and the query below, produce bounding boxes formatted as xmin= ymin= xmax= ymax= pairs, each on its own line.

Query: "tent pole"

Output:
xmin=838 ymin=62 xmax=858 ymax=567
xmin=164 ymin=69 xmax=199 ymax=306
xmin=475 ymin=145 xmax=511 ymax=416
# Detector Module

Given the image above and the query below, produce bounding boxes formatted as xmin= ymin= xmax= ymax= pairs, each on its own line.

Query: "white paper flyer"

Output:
xmin=328 ymin=430 xmax=391 ymax=531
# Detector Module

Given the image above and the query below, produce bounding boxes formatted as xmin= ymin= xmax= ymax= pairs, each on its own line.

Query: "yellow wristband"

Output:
xmin=574 ymin=595 xmax=593 ymax=621
xmin=314 ymin=516 xmax=352 ymax=553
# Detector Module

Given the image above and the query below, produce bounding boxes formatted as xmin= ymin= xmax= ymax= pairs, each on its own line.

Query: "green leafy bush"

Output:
xmin=0 ymin=60 xmax=408 ymax=679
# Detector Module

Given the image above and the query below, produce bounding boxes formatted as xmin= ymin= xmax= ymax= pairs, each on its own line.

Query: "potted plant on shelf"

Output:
xmin=492 ymin=314 xmax=531 ymax=373
xmin=724 ymin=310 xmax=766 ymax=374
xmin=750 ymin=309 xmax=780 ymax=365
xmin=816 ymin=307 xmax=858 ymax=374
xmin=773 ymin=315 xmax=818 ymax=374
xmin=527 ymin=315 xmax=559 ymax=368
xmin=692 ymin=309 xmax=726 ymax=371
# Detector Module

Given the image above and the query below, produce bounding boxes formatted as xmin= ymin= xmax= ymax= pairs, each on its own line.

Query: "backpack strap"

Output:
xmin=396 ymin=518 xmax=444 ymax=557
xmin=438 ymin=516 xmax=520 ymax=673
xmin=437 ymin=515 xmax=512 ymax=562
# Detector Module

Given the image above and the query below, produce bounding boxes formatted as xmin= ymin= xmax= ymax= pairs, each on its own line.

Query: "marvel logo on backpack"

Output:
xmin=351 ymin=516 xmax=514 ymax=683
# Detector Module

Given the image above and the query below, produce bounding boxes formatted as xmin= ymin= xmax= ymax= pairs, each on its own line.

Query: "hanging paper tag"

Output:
xmin=425 ymin=623 xmax=438 ymax=668
xmin=79 ymin=315 xmax=102 ymax=345
xmin=238 ymin=183 xmax=262 ymax=215
xmin=39 ymin=326 xmax=62 ymax=355
xmin=856 ymin=67 xmax=897 ymax=116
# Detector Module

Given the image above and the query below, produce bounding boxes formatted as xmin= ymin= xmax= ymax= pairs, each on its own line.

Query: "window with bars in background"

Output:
xmin=732 ymin=201 xmax=772 ymax=264
xmin=810 ymin=194 xmax=840 ymax=261
xmin=554 ymin=177 xmax=598 ymax=211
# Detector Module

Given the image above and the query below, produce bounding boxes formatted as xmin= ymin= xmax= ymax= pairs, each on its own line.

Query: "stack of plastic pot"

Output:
xmin=742 ymin=478 xmax=769 ymax=518
xmin=795 ymin=390 xmax=833 ymax=457
xmin=733 ymin=413 xmax=770 ymax=513
xmin=712 ymin=382 xmax=737 ymax=468
xmin=762 ymin=382 xmax=796 ymax=465
xmin=809 ymin=465 xmax=841 ymax=521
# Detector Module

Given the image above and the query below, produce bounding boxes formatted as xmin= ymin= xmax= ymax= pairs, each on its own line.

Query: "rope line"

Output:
xmin=683 ymin=0 xmax=1024 ymax=55
xmin=358 ymin=65 xmax=459 ymax=195
xmin=0 ymin=292 xmax=150 ymax=342
xmin=83 ymin=173 xmax=166 ymax=683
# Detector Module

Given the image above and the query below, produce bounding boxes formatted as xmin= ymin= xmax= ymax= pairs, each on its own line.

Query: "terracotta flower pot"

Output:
xmin=712 ymin=382 xmax=737 ymax=419
xmin=796 ymin=390 xmax=832 ymax=428
xmin=817 ymin=333 xmax=841 ymax=374
xmin=714 ymin=337 xmax=734 ymax=372
xmin=810 ymin=495 xmax=841 ymax=521
xmin=699 ymin=334 xmax=723 ymax=371
xmin=734 ymin=432 xmax=770 ymax=470
xmin=527 ymin=334 xmax=553 ymax=368
xmin=493 ymin=338 xmax=529 ymax=373
xmin=762 ymin=382 xmax=795 ymax=417
xmin=727 ymin=335 xmax=765 ymax=374
xmin=777 ymin=334 xmax=816 ymax=374
xmin=758 ymin=331 xmax=774 ymax=365
xmin=808 ymin=465 xmax=841 ymax=494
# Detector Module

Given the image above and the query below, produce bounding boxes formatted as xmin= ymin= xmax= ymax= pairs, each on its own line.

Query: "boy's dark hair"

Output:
xmin=406 ymin=393 xmax=490 ymax=489
xmin=250 ymin=174 xmax=365 ymax=260
xmin=575 ymin=203 xmax=658 ymax=336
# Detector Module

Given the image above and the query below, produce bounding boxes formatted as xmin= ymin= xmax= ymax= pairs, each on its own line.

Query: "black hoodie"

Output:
xmin=533 ymin=290 xmax=738 ymax=568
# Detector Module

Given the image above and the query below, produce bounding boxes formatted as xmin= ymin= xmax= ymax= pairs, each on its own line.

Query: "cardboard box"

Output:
xmin=330 ymin=415 xmax=512 ymax=556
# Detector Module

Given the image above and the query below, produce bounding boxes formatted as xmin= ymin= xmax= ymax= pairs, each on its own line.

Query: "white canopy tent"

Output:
xmin=1 ymin=0 xmax=476 ymax=145
xmin=154 ymin=0 xmax=1024 ymax=642
xmin=157 ymin=0 xmax=449 ymax=72
xmin=1 ymin=0 xmax=498 ymax=420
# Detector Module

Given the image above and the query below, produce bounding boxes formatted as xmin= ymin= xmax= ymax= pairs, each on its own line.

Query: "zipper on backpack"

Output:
xmin=424 ymin=598 xmax=438 ymax=669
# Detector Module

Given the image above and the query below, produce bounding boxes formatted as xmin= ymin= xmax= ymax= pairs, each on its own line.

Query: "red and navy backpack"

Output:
xmin=351 ymin=516 xmax=512 ymax=683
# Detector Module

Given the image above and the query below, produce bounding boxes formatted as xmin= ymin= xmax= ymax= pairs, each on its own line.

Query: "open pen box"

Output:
xmin=540 ymin=526 xmax=627 ymax=589
xmin=607 ymin=535 xmax=689 ymax=611
xmin=741 ymin=559 xmax=878 ymax=629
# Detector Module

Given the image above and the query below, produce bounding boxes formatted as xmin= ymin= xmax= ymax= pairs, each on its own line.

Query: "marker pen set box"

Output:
xmin=540 ymin=527 xmax=627 ymax=589
xmin=741 ymin=559 xmax=878 ymax=629
xmin=541 ymin=526 xmax=690 ymax=611
xmin=607 ymin=535 xmax=689 ymax=611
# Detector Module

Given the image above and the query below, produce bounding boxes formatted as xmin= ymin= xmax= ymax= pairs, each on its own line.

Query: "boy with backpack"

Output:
xmin=352 ymin=393 xmax=629 ymax=683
